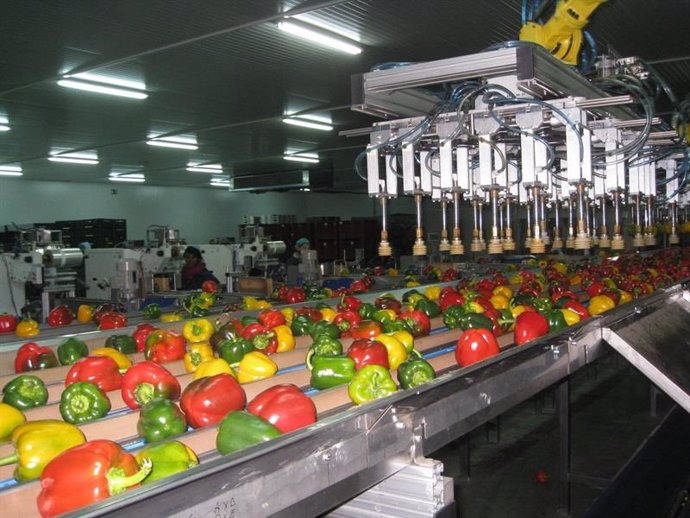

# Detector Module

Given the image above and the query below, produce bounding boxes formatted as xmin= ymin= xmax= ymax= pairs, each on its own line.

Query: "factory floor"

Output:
xmin=431 ymin=350 xmax=673 ymax=518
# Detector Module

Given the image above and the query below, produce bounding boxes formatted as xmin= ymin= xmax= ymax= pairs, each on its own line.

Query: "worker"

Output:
xmin=181 ymin=246 xmax=220 ymax=290
xmin=286 ymin=237 xmax=310 ymax=265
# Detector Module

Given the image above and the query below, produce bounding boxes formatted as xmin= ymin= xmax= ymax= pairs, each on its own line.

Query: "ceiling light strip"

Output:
xmin=57 ymin=79 xmax=148 ymax=99
xmin=283 ymin=118 xmax=333 ymax=131
xmin=284 ymin=154 xmax=319 ymax=163
xmin=48 ymin=156 xmax=99 ymax=165
xmin=146 ymin=140 xmax=198 ymax=151
xmin=277 ymin=20 xmax=362 ymax=55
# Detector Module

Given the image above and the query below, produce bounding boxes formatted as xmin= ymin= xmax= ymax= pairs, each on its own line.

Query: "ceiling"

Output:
xmin=0 ymin=0 xmax=688 ymax=191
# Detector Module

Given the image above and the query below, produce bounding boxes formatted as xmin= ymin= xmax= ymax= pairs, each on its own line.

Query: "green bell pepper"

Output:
xmin=309 ymin=321 xmax=339 ymax=340
xmin=105 ymin=334 xmax=138 ymax=354
xmin=306 ymin=335 xmax=343 ymax=369
xmin=442 ymin=304 xmax=466 ymax=329
xmin=291 ymin=315 xmax=314 ymax=337
xmin=216 ymin=411 xmax=281 ymax=455
xmin=511 ymin=293 xmax=536 ymax=308
xmin=382 ymin=319 xmax=411 ymax=334
xmin=348 ymin=365 xmax=398 ymax=405
xmin=240 ymin=315 xmax=259 ymax=327
xmin=310 ymin=355 xmax=356 ymax=390
xmin=397 ymin=351 xmax=436 ymax=390
xmin=414 ymin=299 xmax=441 ymax=318
xmin=137 ymin=398 xmax=188 ymax=443
xmin=401 ymin=289 xmax=422 ymax=304
xmin=458 ymin=312 xmax=494 ymax=331
xmin=218 ymin=337 xmax=255 ymax=365
xmin=533 ymin=296 xmax=553 ymax=313
xmin=545 ymin=309 xmax=567 ymax=333
xmin=372 ymin=309 xmax=397 ymax=325
xmin=143 ymin=303 xmax=162 ymax=320
xmin=2 ymin=375 xmax=48 ymax=410
xmin=59 ymin=381 xmax=111 ymax=424
xmin=57 ymin=338 xmax=89 ymax=366
xmin=357 ymin=302 xmax=376 ymax=320
xmin=135 ymin=440 xmax=198 ymax=485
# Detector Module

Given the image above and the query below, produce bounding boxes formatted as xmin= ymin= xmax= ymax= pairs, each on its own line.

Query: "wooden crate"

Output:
xmin=238 ymin=276 xmax=273 ymax=295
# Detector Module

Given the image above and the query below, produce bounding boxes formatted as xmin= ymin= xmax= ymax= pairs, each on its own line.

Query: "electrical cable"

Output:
xmin=2 ymin=255 xmax=20 ymax=316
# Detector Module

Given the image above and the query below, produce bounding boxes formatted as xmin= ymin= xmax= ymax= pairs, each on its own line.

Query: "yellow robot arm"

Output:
xmin=519 ymin=0 xmax=606 ymax=65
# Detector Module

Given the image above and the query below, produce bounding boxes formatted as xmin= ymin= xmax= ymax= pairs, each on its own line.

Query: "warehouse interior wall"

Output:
xmin=0 ymin=179 xmax=417 ymax=244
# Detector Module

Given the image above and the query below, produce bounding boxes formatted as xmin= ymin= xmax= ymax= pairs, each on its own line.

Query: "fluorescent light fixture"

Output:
xmin=109 ymin=172 xmax=145 ymax=183
xmin=210 ymin=181 xmax=230 ymax=188
xmin=284 ymin=153 xmax=319 ymax=164
xmin=277 ymin=19 xmax=362 ymax=55
xmin=48 ymin=151 xmax=99 ymax=165
xmin=66 ymin=72 xmax=146 ymax=91
xmin=147 ymin=140 xmax=197 ymax=150
xmin=147 ymin=134 xmax=198 ymax=151
xmin=187 ymin=162 xmax=223 ymax=173
xmin=0 ymin=165 xmax=22 ymax=177
xmin=295 ymin=113 xmax=332 ymax=124
xmin=0 ymin=125 xmax=9 ymax=132
xmin=58 ymin=79 xmax=148 ymax=99
xmin=283 ymin=118 xmax=333 ymax=131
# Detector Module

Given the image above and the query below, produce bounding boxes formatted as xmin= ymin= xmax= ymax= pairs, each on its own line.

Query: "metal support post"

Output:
xmin=557 ymin=378 xmax=571 ymax=517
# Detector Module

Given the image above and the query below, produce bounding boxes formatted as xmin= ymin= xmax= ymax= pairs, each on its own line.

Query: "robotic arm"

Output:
xmin=519 ymin=0 xmax=606 ymax=65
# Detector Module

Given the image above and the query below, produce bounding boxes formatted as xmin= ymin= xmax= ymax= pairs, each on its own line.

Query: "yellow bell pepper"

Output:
xmin=390 ymin=330 xmax=414 ymax=354
xmin=0 ymin=402 xmax=25 ymax=441
xmin=196 ymin=292 xmax=216 ymax=309
xmin=184 ymin=342 xmax=214 ymax=373
xmin=511 ymin=305 xmax=532 ymax=319
xmin=509 ymin=274 xmax=522 ymax=285
xmin=255 ymin=300 xmax=272 ymax=309
xmin=569 ymin=274 xmax=582 ymax=286
xmin=559 ymin=308 xmax=581 ymax=326
xmin=465 ymin=300 xmax=485 ymax=314
xmin=405 ymin=279 xmax=421 ymax=287
xmin=192 ymin=358 xmax=234 ymax=380
xmin=15 ymin=319 xmax=40 ymax=338
xmin=243 ymin=296 xmax=260 ymax=311
xmin=553 ymin=262 xmax=568 ymax=274
xmin=273 ymin=324 xmax=296 ymax=353
xmin=1 ymin=420 xmax=85 ymax=481
xmin=77 ymin=304 xmax=95 ymax=324
xmin=90 ymin=347 xmax=132 ymax=370
xmin=619 ymin=290 xmax=633 ymax=304
xmin=424 ymin=286 xmax=441 ymax=301
xmin=376 ymin=334 xmax=408 ymax=370
xmin=492 ymin=285 xmax=513 ymax=299
xmin=386 ymin=268 xmax=399 ymax=277
xmin=588 ymin=294 xmax=616 ymax=316
xmin=235 ymin=351 xmax=277 ymax=384
xmin=182 ymin=318 xmax=215 ymax=343
xmin=160 ymin=312 xmax=184 ymax=323
xmin=489 ymin=294 xmax=510 ymax=310
xmin=280 ymin=307 xmax=295 ymax=326
xmin=323 ymin=287 xmax=333 ymax=298
xmin=319 ymin=307 xmax=337 ymax=323
xmin=406 ymin=293 xmax=426 ymax=307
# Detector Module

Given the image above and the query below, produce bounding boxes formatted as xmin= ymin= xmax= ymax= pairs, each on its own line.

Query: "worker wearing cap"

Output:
xmin=181 ymin=246 xmax=220 ymax=290
xmin=286 ymin=237 xmax=310 ymax=265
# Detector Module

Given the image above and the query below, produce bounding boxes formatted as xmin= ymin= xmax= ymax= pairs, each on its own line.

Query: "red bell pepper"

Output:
xmin=374 ymin=296 xmax=402 ymax=312
xmin=585 ymin=282 xmax=605 ymax=298
xmin=241 ymin=323 xmax=278 ymax=354
xmin=0 ymin=313 xmax=18 ymax=334
xmin=350 ymin=320 xmax=383 ymax=340
xmin=247 ymin=383 xmax=316 ymax=434
xmin=285 ymin=287 xmax=306 ymax=304
xmin=398 ymin=309 xmax=431 ymax=337
xmin=337 ymin=295 xmax=363 ymax=312
xmin=514 ymin=311 xmax=550 ymax=346
xmin=132 ymin=323 xmax=158 ymax=352
xmin=181 ymin=373 xmax=246 ymax=428
xmin=201 ymin=280 xmax=219 ymax=293
xmin=455 ymin=328 xmax=501 ymax=367
xmin=441 ymin=268 xmax=459 ymax=281
xmin=347 ymin=339 xmax=390 ymax=370
xmin=65 ymin=356 xmax=122 ymax=392
xmin=562 ymin=299 xmax=590 ymax=320
xmin=98 ymin=312 xmax=128 ymax=330
xmin=551 ymin=289 xmax=578 ymax=305
xmin=482 ymin=306 xmax=504 ymax=337
xmin=295 ymin=306 xmax=322 ymax=322
xmin=257 ymin=308 xmax=286 ymax=329
xmin=439 ymin=289 xmax=465 ymax=312
xmin=14 ymin=342 xmax=59 ymax=373
xmin=37 ymin=439 xmax=151 ymax=518
xmin=121 ymin=361 xmax=180 ymax=409
xmin=144 ymin=330 xmax=185 ymax=363
xmin=333 ymin=310 xmax=362 ymax=337
xmin=46 ymin=305 xmax=74 ymax=327
xmin=349 ymin=279 xmax=368 ymax=294
xmin=601 ymin=288 xmax=621 ymax=305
